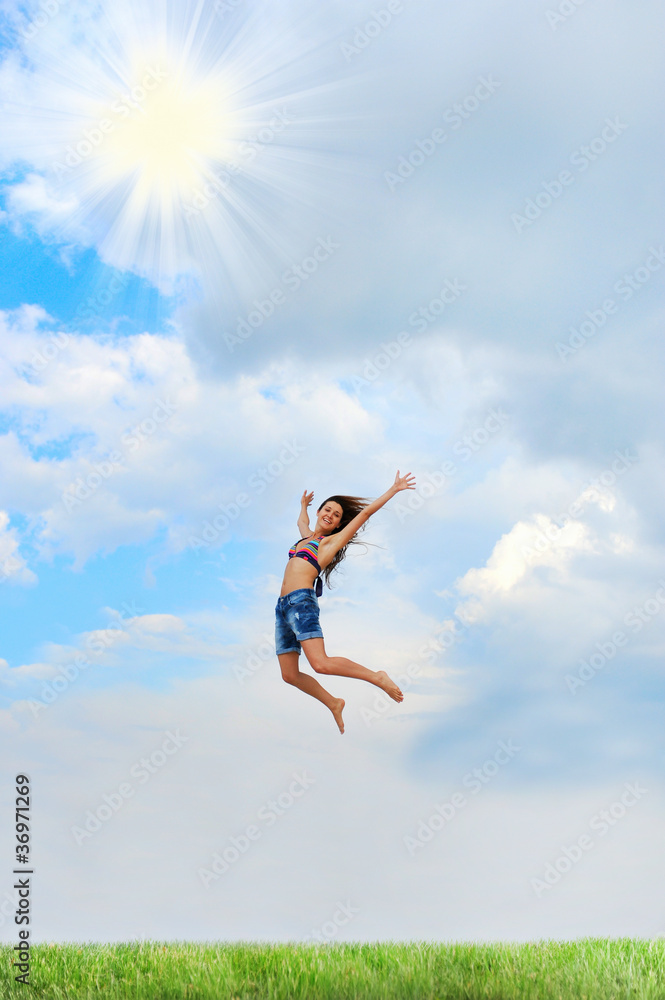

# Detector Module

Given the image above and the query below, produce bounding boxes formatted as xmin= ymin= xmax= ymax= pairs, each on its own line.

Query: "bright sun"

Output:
xmin=6 ymin=0 xmax=350 ymax=303
xmin=100 ymin=64 xmax=235 ymax=204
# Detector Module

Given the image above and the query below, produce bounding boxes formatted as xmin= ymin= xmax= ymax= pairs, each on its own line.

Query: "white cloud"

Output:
xmin=456 ymin=514 xmax=597 ymax=622
xmin=0 ymin=0 xmax=365 ymax=297
xmin=0 ymin=509 xmax=37 ymax=585
xmin=0 ymin=707 xmax=20 ymax=733
xmin=1 ymin=0 xmax=664 ymax=944
xmin=0 ymin=306 xmax=391 ymax=567
xmin=1 ymin=656 xmax=663 ymax=942
xmin=448 ymin=478 xmax=651 ymax=644
xmin=0 ymin=659 xmax=57 ymax=684
xmin=4 ymin=172 xmax=79 ymax=228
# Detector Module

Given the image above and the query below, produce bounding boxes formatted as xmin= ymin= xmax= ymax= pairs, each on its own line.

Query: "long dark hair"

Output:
xmin=317 ymin=494 xmax=376 ymax=590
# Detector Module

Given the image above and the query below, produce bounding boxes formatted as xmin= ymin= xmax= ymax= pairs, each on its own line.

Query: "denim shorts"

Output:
xmin=275 ymin=588 xmax=324 ymax=655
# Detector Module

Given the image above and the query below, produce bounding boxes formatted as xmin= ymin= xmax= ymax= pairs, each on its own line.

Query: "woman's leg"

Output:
xmin=300 ymin=637 xmax=403 ymax=702
xmin=278 ymin=651 xmax=345 ymax=733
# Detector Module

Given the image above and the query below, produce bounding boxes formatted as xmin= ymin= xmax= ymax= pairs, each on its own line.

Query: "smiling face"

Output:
xmin=317 ymin=500 xmax=343 ymax=533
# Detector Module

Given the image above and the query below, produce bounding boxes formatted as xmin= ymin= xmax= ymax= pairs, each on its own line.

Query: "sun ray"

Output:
xmin=1 ymin=0 xmax=362 ymax=320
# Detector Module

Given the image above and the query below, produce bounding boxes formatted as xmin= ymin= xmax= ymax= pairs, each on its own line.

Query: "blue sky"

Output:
xmin=1 ymin=0 xmax=664 ymax=943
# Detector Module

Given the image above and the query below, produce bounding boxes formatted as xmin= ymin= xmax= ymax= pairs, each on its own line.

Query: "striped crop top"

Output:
xmin=288 ymin=536 xmax=324 ymax=596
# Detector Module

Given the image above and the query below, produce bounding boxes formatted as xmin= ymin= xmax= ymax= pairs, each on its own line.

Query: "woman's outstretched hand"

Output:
xmin=301 ymin=489 xmax=314 ymax=509
xmin=392 ymin=470 xmax=416 ymax=493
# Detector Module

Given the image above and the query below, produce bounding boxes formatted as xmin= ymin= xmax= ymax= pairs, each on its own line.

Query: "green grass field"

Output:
xmin=2 ymin=939 xmax=665 ymax=999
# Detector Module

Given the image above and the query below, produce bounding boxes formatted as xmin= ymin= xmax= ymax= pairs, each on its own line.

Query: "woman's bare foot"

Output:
xmin=375 ymin=670 xmax=403 ymax=703
xmin=330 ymin=697 xmax=345 ymax=733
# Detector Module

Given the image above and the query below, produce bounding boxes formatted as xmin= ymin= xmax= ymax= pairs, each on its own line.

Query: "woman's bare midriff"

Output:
xmin=280 ymin=540 xmax=332 ymax=597
xmin=280 ymin=559 xmax=319 ymax=597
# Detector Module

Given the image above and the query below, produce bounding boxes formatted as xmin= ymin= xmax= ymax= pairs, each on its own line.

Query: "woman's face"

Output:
xmin=318 ymin=501 xmax=343 ymax=531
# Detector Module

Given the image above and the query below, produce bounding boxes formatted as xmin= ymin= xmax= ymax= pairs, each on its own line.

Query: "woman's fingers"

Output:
xmin=396 ymin=471 xmax=416 ymax=490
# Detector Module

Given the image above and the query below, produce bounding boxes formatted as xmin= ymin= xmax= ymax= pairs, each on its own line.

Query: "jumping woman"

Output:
xmin=275 ymin=470 xmax=417 ymax=733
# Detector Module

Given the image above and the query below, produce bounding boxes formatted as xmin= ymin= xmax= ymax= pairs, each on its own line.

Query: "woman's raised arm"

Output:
xmin=320 ymin=471 xmax=416 ymax=557
xmin=297 ymin=489 xmax=314 ymax=537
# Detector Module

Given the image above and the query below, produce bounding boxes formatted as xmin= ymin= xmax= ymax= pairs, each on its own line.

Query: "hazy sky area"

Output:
xmin=1 ymin=0 xmax=664 ymax=943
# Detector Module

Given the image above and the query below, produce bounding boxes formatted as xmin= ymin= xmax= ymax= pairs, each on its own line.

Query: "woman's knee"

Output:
xmin=281 ymin=668 xmax=299 ymax=685
xmin=300 ymin=639 xmax=328 ymax=674
xmin=278 ymin=652 xmax=300 ymax=685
